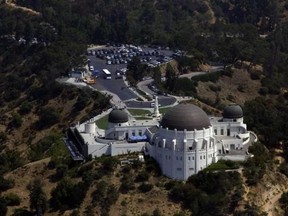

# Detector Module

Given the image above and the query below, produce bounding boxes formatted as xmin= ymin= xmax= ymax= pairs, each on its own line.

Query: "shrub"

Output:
xmin=3 ymin=193 xmax=21 ymax=206
xmin=50 ymin=179 xmax=88 ymax=210
xmin=92 ymin=181 xmax=119 ymax=214
xmin=0 ymin=177 xmax=15 ymax=192
xmin=135 ymin=171 xmax=149 ymax=182
xmin=120 ymin=174 xmax=135 ymax=194
xmin=102 ymin=157 xmax=118 ymax=174
xmin=209 ymin=84 xmax=221 ymax=92
xmin=19 ymin=101 xmax=33 ymax=115
xmin=12 ymin=208 xmax=32 ymax=216
xmin=9 ymin=113 xmax=23 ymax=128
xmin=0 ymin=197 xmax=7 ymax=216
xmin=279 ymin=162 xmax=288 ymax=177
xmin=138 ymin=183 xmax=153 ymax=193
xmin=36 ymin=107 xmax=60 ymax=129
xmin=258 ymin=87 xmax=269 ymax=96
xmin=164 ymin=180 xmax=180 ymax=190
xmin=250 ymin=72 xmax=261 ymax=80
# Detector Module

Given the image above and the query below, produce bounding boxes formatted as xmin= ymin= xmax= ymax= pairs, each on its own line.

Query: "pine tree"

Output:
xmin=29 ymin=179 xmax=47 ymax=216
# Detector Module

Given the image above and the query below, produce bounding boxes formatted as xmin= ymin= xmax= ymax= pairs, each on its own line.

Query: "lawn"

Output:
xmin=134 ymin=116 xmax=153 ymax=120
xmin=95 ymin=115 xmax=109 ymax=129
xmin=204 ymin=160 xmax=239 ymax=171
xmin=159 ymin=107 xmax=171 ymax=114
xmin=128 ymin=109 xmax=151 ymax=116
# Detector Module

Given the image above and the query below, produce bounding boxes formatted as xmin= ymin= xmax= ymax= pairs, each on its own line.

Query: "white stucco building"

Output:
xmin=65 ymin=102 xmax=256 ymax=180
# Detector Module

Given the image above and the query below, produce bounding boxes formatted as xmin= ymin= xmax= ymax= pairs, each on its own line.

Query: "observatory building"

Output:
xmin=66 ymin=101 xmax=256 ymax=180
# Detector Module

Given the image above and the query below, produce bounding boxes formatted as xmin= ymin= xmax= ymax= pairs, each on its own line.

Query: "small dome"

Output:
xmin=108 ymin=109 xmax=128 ymax=123
xmin=160 ymin=104 xmax=211 ymax=131
xmin=223 ymin=104 xmax=243 ymax=119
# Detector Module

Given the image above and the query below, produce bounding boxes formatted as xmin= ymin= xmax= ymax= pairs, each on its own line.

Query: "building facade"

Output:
xmin=66 ymin=103 xmax=255 ymax=180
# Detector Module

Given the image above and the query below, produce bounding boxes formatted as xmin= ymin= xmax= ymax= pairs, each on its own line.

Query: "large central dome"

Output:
xmin=160 ymin=104 xmax=211 ymax=131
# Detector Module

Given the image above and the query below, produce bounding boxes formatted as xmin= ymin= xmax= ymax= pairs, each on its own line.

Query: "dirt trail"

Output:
xmin=239 ymin=169 xmax=250 ymax=202
xmin=4 ymin=0 xmax=40 ymax=16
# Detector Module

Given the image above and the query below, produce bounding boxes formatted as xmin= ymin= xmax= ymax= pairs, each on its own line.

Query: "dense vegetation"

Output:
xmin=0 ymin=0 xmax=288 ymax=215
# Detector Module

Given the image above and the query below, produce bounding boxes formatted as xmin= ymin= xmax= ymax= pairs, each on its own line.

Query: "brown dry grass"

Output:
xmin=197 ymin=68 xmax=262 ymax=106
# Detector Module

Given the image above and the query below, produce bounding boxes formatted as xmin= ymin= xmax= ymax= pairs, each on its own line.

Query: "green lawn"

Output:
xmin=134 ymin=116 xmax=153 ymax=120
xmin=204 ymin=160 xmax=240 ymax=171
xmin=95 ymin=115 xmax=109 ymax=129
xmin=159 ymin=107 xmax=171 ymax=114
xmin=128 ymin=109 xmax=151 ymax=116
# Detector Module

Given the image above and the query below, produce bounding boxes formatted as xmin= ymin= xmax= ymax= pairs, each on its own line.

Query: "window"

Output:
xmin=139 ymin=130 xmax=142 ymax=136
xmin=165 ymin=155 xmax=167 ymax=160
xmin=132 ymin=130 xmax=135 ymax=136
xmin=180 ymin=156 xmax=182 ymax=160
xmin=169 ymin=156 xmax=171 ymax=160
xmin=177 ymin=168 xmax=182 ymax=171
xmin=227 ymin=129 xmax=230 ymax=136
xmin=188 ymin=157 xmax=191 ymax=160
xmin=214 ymin=129 xmax=217 ymax=135
xmin=203 ymin=155 xmax=205 ymax=159
xmin=189 ymin=168 xmax=194 ymax=170
xmin=192 ymin=156 xmax=194 ymax=160
xmin=200 ymin=156 xmax=202 ymax=160
xmin=221 ymin=129 xmax=224 ymax=135
xmin=176 ymin=156 xmax=178 ymax=160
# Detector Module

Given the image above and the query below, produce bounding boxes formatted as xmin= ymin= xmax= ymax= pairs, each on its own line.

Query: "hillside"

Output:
xmin=1 ymin=0 xmax=288 ymax=215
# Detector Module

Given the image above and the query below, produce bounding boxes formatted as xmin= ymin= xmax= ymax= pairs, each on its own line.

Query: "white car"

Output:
xmin=89 ymin=66 xmax=94 ymax=71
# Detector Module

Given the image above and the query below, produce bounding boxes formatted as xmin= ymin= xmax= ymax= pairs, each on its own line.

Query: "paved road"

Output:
xmin=87 ymin=46 xmax=175 ymax=106
xmin=87 ymin=46 xmax=224 ymax=108
xmin=126 ymin=96 xmax=177 ymax=108
xmin=137 ymin=69 xmax=224 ymax=98
xmin=88 ymin=57 xmax=137 ymax=101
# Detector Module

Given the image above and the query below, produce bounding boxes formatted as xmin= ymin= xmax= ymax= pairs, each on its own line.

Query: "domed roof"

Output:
xmin=108 ymin=109 xmax=128 ymax=123
xmin=160 ymin=104 xmax=211 ymax=131
xmin=223 ymin=104 xmax=243 ymax=119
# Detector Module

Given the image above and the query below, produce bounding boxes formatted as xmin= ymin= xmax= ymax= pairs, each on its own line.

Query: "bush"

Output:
xmin=120 ymin=174 xmax=135 ymax=194
xmin=102 ymin=157 xmax=118 ymax=174
xmin=138 ymin=183 xmax=153 ymax=193
xmin=3 ymin=193 xmax=21 ymax=206
xmin=50 ymin=178 xmax=88 ymax=210
xmin=92 ymin=181 xmax=119 ymax=214
xmin=12 ymin=208 xmax=33 ymax=216
xmin=193 ymin=71 xmax=222 ymax=83
xmin=204 ymin=160 xmax=239 ymax=171
xmin=0 ymin=197 xmax=7 ymax=216
xmin=0 ymin=177 xmax=15 ymax=192
xmin=145 ymin=156 xmax=162 ymax=176
xmin=164 ymin=180 xmax=180 ymax=191
xmin=279 ymin=162 xmax=288 ymax=177
xmin=135 ymin=171 xmax=149 ymax=182
xmin=36 ymin=107 xmax=60 ymax=129
xmin=209 ymin=84 xmax=221 ymax=92
xmin=19 ymin=101 xmax=33 ymax=115
xmin=28 ymin=135 xmax=60 ymax=161
xmin=250 ymin=72 xmax=261 ymax=80
xmin=9 ymin=113 xmax=23 ymax=128
xmin=258 ymin=87 xmax=269 ymax=96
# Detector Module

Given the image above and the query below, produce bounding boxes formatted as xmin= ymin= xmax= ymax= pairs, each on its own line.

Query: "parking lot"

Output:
xmin=86 ymin=44 xmax=179 ymax=106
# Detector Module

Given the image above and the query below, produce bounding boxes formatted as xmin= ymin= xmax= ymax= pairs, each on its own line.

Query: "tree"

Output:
xmin=165 ymin=64 xmax=177 ymax=91
xmin=153 ymin=67 xmax=162 ymax=87
xmin=9 ymin=113 xmax=23 ymax=128
xmin=0 ymin=197 xmax=7 ymax=216
xmin=29 ymin=179 xmax=47 ymax=216
xmin=37 ymin=107 xmax=60 ymax=129
xmin=127 ymin=57 xmax=148 ymax=84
